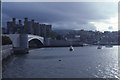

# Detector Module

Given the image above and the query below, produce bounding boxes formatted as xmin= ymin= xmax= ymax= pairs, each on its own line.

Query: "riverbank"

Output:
xmin=44 ymin=44 xmax=119 ymax=48
xmin=2 ymin=45 xmax=13 ymax=59
xmin=2 ymin=45 xmax=14 ymax=71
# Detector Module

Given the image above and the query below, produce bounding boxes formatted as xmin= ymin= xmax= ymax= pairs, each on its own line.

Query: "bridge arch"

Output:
xmin=29 ymin=38 xmax=44 ymax=48
xmin=2 ymin=34 xmax=44 ymax=49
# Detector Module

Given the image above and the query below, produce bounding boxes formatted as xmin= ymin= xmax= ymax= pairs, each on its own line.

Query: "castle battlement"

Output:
xmin=7 ymin=18 xmax=52 ymax=38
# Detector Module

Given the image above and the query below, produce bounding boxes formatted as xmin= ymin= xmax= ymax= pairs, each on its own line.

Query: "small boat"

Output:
xmin=97 ymin=46 xmax=102 ymax=49
xmin=97 ymin=40 xmax=102 ymax=49
xmin=69 ymin=46 xmax=74 ymax=51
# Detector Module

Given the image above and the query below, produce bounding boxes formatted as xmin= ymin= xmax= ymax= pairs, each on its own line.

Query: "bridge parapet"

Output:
xmin=2 ymin=34 xmax=44 ymax=54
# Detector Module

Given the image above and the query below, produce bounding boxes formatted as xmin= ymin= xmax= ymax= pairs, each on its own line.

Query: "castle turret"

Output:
xmin=19 ymin=20 xmax=22 ymax=25
xmin=24 ymin=18 xmax=34 ymax=34
xmin=31 ymin=19 xmax=34 ymax=22
xmin=24 ymin=18 xmax=28 ymax=22
xmin=12 ymin=18 xmax=16 ymax=23
xmin=7 ymin=18 xmax=17 ymax=34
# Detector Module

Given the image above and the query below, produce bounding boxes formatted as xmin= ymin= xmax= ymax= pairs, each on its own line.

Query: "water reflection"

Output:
xmin=3 ymin=46 xmax=118 ymax=78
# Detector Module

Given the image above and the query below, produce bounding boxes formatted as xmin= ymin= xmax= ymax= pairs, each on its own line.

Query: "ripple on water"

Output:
xmin=3 ymin=46 xmax=119 ymax=78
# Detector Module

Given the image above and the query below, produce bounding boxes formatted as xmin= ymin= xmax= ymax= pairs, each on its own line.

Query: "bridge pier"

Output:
xmin=14 ymin=34 xmax=28 ymax=54
xmin=8 ymin=34 xmax=29 ymax=54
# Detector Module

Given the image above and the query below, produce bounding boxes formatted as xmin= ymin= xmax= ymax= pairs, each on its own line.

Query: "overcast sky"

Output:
xmin=2 ymin=2 xmax=118 ymax=31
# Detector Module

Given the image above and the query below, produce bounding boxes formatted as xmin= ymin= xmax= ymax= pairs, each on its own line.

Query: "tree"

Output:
xmin=49 ymin=31 xmax=57 ymax=40
xmin=56 ymin=34 xmax=62 ymax=40
xmin=2 ymin=36 xmax=12 ymax=45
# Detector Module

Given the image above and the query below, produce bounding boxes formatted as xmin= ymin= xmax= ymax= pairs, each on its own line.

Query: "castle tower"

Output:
xmin=24 ymin=18 xmax=33 ymax=34
xmin=7 ymin=18 xmax=17 ymax=34
xmin=31 ymin=19 xmax=35 ymax=35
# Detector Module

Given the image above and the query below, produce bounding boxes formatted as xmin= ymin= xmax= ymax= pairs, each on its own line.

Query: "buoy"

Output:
xmin=59 ymin=60 xmax=61 ymax=61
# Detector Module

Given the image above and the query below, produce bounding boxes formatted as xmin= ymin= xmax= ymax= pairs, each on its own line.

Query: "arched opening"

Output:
xmin=29 ymin=39 xmax=44 ymax=48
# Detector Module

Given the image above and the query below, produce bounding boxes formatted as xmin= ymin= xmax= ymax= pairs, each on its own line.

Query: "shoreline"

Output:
xmin=2 ymin=45 xmax=14 ymax=72
xmin=29 ymin=44 xmax=120 ymax=50
xmin=2 ymin=44 xmax=119 ymax=73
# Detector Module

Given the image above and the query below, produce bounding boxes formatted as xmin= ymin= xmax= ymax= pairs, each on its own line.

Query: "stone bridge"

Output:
xmin=2 ymin=34 xmax=45 ymax=53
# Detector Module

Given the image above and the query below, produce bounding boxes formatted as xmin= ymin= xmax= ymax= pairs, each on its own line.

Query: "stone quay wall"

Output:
xmin=2 ymin=45 xmax=13 ymax=60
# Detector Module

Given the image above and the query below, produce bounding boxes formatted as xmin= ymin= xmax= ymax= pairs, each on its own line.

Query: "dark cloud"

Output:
xmin=2 ymin=2 xmax=117 ymax=30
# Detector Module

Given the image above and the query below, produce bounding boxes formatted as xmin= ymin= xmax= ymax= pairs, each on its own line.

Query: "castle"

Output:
xmin=7 ymin=18 xmax=52 ymax=38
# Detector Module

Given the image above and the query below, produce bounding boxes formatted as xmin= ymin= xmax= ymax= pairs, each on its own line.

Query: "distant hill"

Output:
xmin=53 ymin=29 xmax=73 ymax=35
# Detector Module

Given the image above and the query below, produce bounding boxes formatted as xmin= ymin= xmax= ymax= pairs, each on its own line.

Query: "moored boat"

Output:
xmin=97 ymin=46 xmax=102 ymax=49
xmin=69 ymin=46 xmax=74 ymax=51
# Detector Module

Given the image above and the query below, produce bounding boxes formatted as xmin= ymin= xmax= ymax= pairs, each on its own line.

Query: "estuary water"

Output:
xmin=3 ymin=46 xmax=119 ymax=78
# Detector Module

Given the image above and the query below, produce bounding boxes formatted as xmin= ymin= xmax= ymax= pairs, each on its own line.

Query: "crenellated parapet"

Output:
xmin=7 ymin=18 xmax=52 ymax=38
